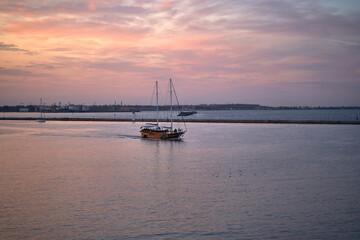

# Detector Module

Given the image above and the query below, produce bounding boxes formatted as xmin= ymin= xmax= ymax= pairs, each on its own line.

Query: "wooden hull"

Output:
xmin=140 ymin=130 xmax=185 ymax=139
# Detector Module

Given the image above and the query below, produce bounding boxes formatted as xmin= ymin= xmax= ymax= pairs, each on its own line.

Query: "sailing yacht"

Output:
xmin=140 ymin=79 xmax=186 ymax=139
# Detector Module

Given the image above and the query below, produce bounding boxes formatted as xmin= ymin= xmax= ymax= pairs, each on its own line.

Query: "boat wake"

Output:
xmin=32 ymin=131 xmax=141 ymax=140
xmin=117 ymin=134 xmax=141 ymax=140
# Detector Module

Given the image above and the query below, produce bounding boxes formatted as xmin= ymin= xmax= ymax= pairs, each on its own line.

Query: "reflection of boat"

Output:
xmin=140 ymin=79 xmax=186 ymax=139
xmin=37 ymin=98 xmax=46 ymax=123
xmin=178 ymin=111 xmax=197 ymax=116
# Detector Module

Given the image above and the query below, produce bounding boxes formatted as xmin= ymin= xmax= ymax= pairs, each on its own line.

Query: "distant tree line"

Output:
xmin=0 ymin=103 xmax=359 ymax=112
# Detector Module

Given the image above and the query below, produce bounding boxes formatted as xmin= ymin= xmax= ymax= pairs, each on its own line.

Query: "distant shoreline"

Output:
xmin=2 ymin=117 xmax=359 ymax=125
xmin=1 ymin=103 xmax=360 ymax=113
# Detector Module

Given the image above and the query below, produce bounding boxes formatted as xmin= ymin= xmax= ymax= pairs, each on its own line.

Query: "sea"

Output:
xmin=2 ymin=109 xmax=360 ymax=121
xmin=1 ymin=110 xmax=360 ymax=239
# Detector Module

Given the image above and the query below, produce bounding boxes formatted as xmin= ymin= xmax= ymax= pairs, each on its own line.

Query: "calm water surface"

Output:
xmin=3 ymin=109 xmax=360 ymax=121
xmin=0 ymin=120 xmax=359 ymax=239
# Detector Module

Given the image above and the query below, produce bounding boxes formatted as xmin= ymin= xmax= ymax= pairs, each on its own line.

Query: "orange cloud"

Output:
xmin=5 ymin=18 xmax=148 ymax=41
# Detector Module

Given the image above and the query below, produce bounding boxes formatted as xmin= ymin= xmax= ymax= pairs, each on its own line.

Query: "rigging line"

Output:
xmin=151 ymin=82 xmax=156 ymax=106
xmin=171 ymin=80 xmax=187 ymax=131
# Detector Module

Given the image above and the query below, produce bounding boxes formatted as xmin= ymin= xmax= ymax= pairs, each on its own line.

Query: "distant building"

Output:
xmin=38 ymin=105 xmax=47 ymax=112
xmin=19 ymin=107 xmax=30 ymax=112
xmin=69 ymin=105 xmax=82 ymax=111
xmin=68 ymin=104 xmax=89 ymax=111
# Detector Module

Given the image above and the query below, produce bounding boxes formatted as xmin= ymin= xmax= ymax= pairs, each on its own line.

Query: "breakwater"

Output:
xmin=2 ymin=117 xmax=360 ymax=125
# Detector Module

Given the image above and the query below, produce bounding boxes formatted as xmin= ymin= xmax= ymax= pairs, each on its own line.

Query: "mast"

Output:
xmin=170 ymin=78 xmax=173 ymax=131
xmin=156 ymin=81 xmax=159 ymax=127
xmin=40 ymin=98 xmax=43 ymax=118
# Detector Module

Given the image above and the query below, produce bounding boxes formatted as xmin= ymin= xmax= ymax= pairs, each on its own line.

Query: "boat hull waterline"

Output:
xmin=140 ymin=129 xmax=185 ymax=139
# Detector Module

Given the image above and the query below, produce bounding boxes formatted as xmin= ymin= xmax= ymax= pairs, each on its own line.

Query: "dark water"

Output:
xmin=3 ymin=109 xmax=360 ymax=121
xmin=0 ymin=120 xmax=359 ymax=239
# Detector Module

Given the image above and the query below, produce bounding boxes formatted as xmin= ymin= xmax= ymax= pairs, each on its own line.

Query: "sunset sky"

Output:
xmin=1 ymin=0 xmax=359 ymax=106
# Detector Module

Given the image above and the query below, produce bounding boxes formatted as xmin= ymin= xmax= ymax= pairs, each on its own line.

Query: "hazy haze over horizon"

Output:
xmin=0 ymin=0 xmax=360 ymax=106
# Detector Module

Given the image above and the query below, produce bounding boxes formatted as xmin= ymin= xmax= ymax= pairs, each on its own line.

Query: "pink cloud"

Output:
xmin=158 ymin=0 xmax=176 ymax=11
xmin=0 ymin=0 xmax=359 ymax=106
xmin=88 ymin=1 xmax=97 ymax=11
